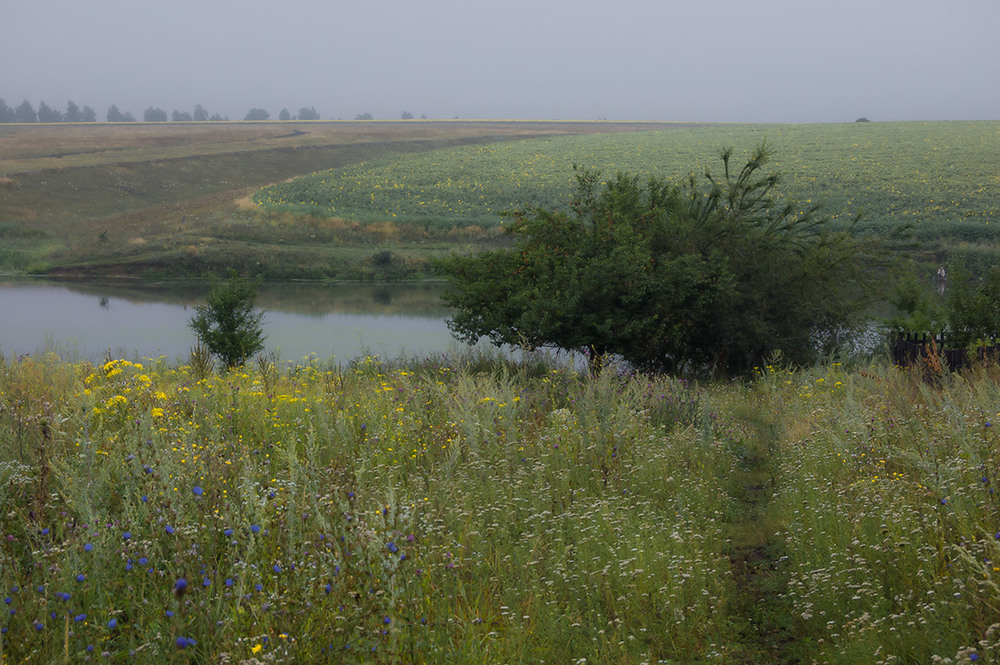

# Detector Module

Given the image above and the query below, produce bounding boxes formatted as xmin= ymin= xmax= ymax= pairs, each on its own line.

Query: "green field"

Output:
xmin=0 ymin=120 xmax=685 ymax=279
xmin=3 ymin=120 xmax=998 ymax=280
xmin=256 ymin=121 xmax=1000 ymax=244
xmin=2 ymin=351 xmax=1000 ymax=663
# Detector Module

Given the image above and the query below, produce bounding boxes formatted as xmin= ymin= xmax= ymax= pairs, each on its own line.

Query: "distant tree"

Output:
xmin=106 ymin=105 xmax=126 ymax=122
xmin=172 ymin=110 xmax=193 ymax=122
xmin=279 ymin=108 xmax=291 ymax=121
xmin=244 ymin=108 xmax=270 ymax=121
xmin=209 ymin=113 xmax=226 ymax=121
xmin=37 ymin=101 xmax=63 ymax=122
xmin=355 ymin=112 xmax=374 ymax=120
xmin=189 ymin=273 xmax=266 ymax=368
xmin=144 ymin=107 xmax=168 ymax=122
xmin=420 ymin=114 xmax=427 ymax=119
xmin=15 ymin=100 xmax=37 ymax=123
xmin=193 ymin=104 xmax=209 ymax=121
xmin=0 ymin=99 xmax=15 ymax=123
xmin=855 ymin=117 xmax=871 ymax=123
xmin=400 ymin=110 xmax=414 ymax=120
xmin=297 ymin=106 xmax=319 ymax=120
xmin=65 ymin=100 xmax=83 ymax=122
xmin=81 ymin=106 xmax=97 ymax=122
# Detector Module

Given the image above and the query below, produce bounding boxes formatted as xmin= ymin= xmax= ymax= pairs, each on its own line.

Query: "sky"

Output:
xmin=2 ymin=0 xmax=998 ymax=124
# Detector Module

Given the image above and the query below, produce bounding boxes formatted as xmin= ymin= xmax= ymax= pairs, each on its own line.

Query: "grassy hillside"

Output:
xmin=0 ymin=120 xmax=687 ymax=279
xmin=3 ymin=120 xmax=998 ymax=280
xmin=2 ymin=351 xmax=1000 ymax=663
xmin=256 ymin=120 xmax=1000 ymax=245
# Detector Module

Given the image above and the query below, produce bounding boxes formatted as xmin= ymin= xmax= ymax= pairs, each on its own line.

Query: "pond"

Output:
xmin=0 ymin=279 xmax=486 ymax=364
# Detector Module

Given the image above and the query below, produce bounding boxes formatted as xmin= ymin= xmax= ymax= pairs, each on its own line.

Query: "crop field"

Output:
xmin=0 ymin=120 xmax=690 ymax=278
xmin=255 ymin=121 xmax=1000 ymax=244
xmin=2 ymin=352 xmax=1000 ymax=663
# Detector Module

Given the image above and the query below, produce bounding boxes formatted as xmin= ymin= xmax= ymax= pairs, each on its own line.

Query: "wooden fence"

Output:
xmin=891 ymin=332 xmax=1000 ymax=371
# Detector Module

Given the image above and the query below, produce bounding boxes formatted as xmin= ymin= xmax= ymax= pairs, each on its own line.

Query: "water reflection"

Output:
xmin=0 ymin=278 xmax=469 ymax=363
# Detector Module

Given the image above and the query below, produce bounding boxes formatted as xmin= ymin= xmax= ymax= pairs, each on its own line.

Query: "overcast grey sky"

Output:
xmin=2 ymin=0 xmax=998 ymax=123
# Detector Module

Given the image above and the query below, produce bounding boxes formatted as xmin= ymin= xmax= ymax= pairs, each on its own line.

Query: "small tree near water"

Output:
xmin=189 ymin=274 xmax=266 ymax=368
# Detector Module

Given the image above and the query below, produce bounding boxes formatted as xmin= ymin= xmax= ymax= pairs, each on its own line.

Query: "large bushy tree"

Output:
xmin=436 ymin=144 xmax=883 ymax=375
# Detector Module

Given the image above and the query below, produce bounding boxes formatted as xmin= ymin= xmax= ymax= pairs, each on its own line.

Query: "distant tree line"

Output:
xmin=0 ymin=99 xmax=334 ymax=123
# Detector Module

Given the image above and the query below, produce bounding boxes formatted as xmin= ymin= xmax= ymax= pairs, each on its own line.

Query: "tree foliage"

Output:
xmin=297 ymin=106 xmax=320 ymax=120
xmin=144 ymin=107 xmax=168 ymax=122
xmin=244 ymin=108 xmax=270 ymax=121
xmin=436 ymin=144 xmax=882 ymax=375
xmin=188 ymin=274 xmax=266 ymax=368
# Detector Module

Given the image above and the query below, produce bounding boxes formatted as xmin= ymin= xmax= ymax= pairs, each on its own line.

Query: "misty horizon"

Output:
xmin=3 ymin=0 xmax=999 ymax=125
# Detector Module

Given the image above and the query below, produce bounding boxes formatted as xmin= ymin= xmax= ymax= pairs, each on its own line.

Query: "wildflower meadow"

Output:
xmin=1 ymin=351 xmax=1000 ymax=663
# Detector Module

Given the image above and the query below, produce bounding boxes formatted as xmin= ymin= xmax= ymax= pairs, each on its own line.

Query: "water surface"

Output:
xmin=0 ymin=279 xmax=478 ymax=363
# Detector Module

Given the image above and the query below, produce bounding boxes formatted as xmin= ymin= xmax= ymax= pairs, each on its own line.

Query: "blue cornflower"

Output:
xmin=84 ymin=543 xmax=93 ymax=552
xmin=273 ymin=564 xmax=282 ymax=574
xmin=250 ymin=525 xmax=261 ymax=534
xmin=2 ymin=597 xmax=10 ymax=605
xmin=325 ymin=583 xmax=332 ymax=594
xmin=41 ymin=528 xmax=49 ymax=535
xmin=174 ymin=578 xmax=188 ymax=591
xmin=193 ymin=486 xmax=203 ymax=497
xmin=108 ymin=618 xmax=118 ymax=629
xmin=76 ymin=574 xmax=85 ymax=583
xmin=224 ymin=528 xmax=233 ymax=537
xmin=141 ymin=495 xmax=148 ymax=503
xmin=165 ymin=525 xmax=175 ymax=535
xmin=202 ymin=578 xmax=211 ymax=587
xmin=255 ymin=583 xmax=263 ymax=592
xmin=225 ymin=578 xmax=234 ymax=587
xmin=33 ymin=621 xmax=43 ymax=631
xmin=176 ymin=636 xmax=196 ymax=649
xmin=138 ymin=557 xmax=148 ymax=565
xmin=58 ymin=592 xmax=71 ymax=602
xmin=386 ymin=542 xmax=398 ymax=554
xmin=74 ymin=613 xmax=87 ymax=622
xmin=123 ymin=531 xmax=132 ymax=540
xmin=383 ymin=616 xmax=391 ymax=625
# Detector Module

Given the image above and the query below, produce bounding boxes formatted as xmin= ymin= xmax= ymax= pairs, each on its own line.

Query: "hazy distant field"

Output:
xmin=255 ymin=121 xmax=1000 ymax=243
xmin=0 ymin=120 xmax=698 ymax=279
xmin=1 ymin=120 xmax=998 ymax=279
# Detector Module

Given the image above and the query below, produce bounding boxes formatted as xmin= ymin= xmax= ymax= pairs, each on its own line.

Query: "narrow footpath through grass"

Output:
xmin=722 ymin=407 xmax=799 ymax=664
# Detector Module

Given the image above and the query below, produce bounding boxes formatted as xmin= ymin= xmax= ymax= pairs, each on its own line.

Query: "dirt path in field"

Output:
xmin=722 ymin=414 xmax=799 ymax=664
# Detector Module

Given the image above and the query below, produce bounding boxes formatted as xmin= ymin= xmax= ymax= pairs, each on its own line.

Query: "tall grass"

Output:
xmin=4 ymin=351 xmax=1000 ymax=662
xmin=0 ymin=352 xmax=734 ymax=663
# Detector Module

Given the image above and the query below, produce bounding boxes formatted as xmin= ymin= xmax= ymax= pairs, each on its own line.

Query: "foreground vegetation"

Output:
xmin=1 ymin=349 xmax=999 ymax=663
